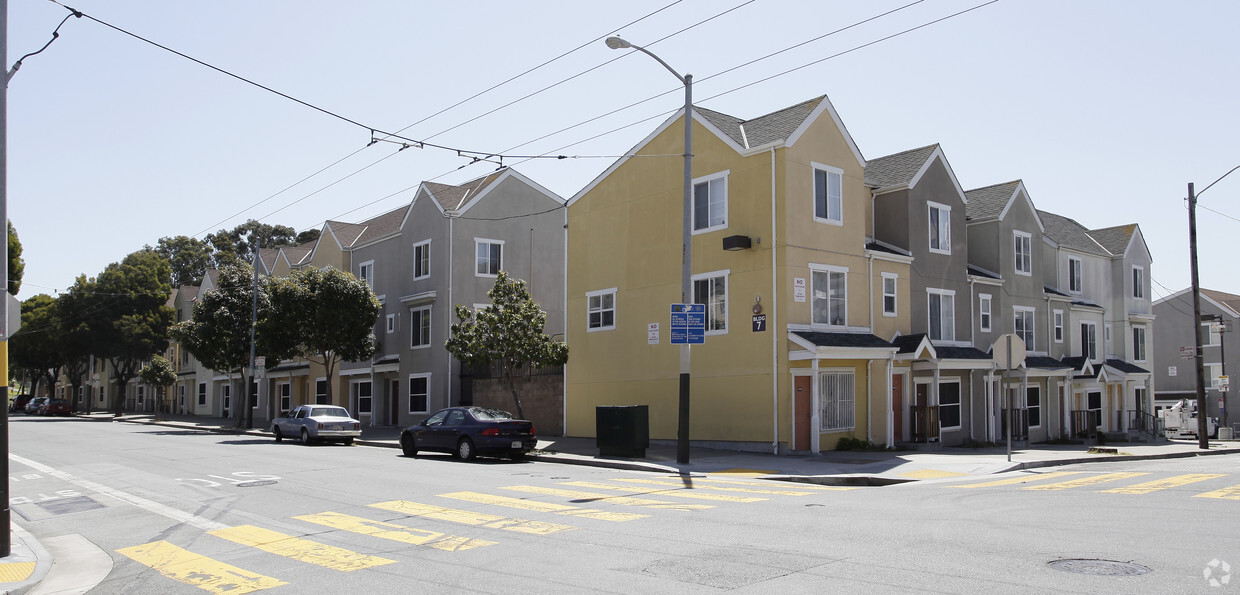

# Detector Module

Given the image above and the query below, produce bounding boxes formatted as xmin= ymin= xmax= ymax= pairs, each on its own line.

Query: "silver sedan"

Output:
xmin=270 ymin=405 xmax=362 ymax=445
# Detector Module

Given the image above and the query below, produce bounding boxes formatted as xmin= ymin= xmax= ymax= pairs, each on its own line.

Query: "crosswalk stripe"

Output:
xmin=560 ymin=481 xmax=767 ymax=502
xmin=1100 ymin=474 xmax=1227 ymax=495
xmin=438 ymin=491 xmax=649 ymax=522
xmin=949 ymin=472 xmax=1083 ymax=488
xmin=691 ymin=477 xmax=855 ymax=491
xmin=611 ymin=478 xmax=816 ymax=496
xmin=294 ymin=511 xmax=497 ymax=551
xmin=117 ymin=540 xmax=287 ymax=594
xmin=1193 ymin=484 xmax=1240 ymax=500
xmin=209 ymin=525 xmax=396 ymax=572
xmin=369 ymin=500 xmax=577 ymax=535
xmin=1021 ymin=472 xmax=1150 ymax=491
xmin=501 ymin=485 xmax=714 ymax=510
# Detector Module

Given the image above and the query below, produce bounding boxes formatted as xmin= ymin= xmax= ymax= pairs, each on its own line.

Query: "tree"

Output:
xmin=9 ymin=221 xmax=23 ymax=295
xmin=295 ymin=229 xmax=321 ymax=245
xmin=445 ymin=271 xmax=568 ymax=420
xmin=93 ymin=249 xmax=175 ymax=416
xmin=10 ymin=294 xmax=62 ymax=399
xmin=138 ymin=355 xmax=177 ymax=419
xmin=207 ymin=220 xmax=298 ymax=266
xmin=154 ymin=235 xmax=212 ymax=286
xmin=57 ymin=275 xmax=99 ymax=413
xmin=268 ymin=266 xmax=379 ymax=408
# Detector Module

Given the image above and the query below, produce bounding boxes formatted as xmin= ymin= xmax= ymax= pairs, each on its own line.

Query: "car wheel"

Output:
xmin=400 ymin=434 xmax=418 ymax=458
xmin=273 ymin=427 xmax=283 ymax=442
xmin=455 ymin=438 xmax=476 ymax=461
xmin=343 ymin=438 xmax=354 ymax=446
xmin=300 ymin=428 xmax=312 ymax=445
xmin=508 ymin=450 xmax=526 ymax=461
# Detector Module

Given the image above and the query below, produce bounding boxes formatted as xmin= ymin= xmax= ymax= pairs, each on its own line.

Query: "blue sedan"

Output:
xmin=400 ymin=407 xmax=537 ymax=461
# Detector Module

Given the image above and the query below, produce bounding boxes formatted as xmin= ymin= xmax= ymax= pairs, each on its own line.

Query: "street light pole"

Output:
xmin=606 ymin=36 xmax=694 ymax=464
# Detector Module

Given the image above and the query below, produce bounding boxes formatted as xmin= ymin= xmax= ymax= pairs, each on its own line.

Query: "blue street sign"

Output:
xmin=671 ymin=303 xmax=705 ymax=345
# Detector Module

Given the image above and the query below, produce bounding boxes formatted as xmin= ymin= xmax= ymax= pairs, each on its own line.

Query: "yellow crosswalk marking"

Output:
xmin=694 ymin=477 xmax=857 ymax=491
xmin=611 ymin=478 xmax=815 ymax=496
xmin=369 ymin=500 xmax=577 ymax=535
xmin=208 ymin=525 xmax=395 ymax=572
xmin=438 ymin=491 xmax=649 ymax=522
xmin=294 ymin=511 xmax=497 ymax=551
xmin=560 ymin=481 xmax=767 ymax=502
xmin=501 ymin=485 xmax=714 ymax=510
xmin=1194 ymin=484 xmax=1240 ymax=500
xmin=949 ymin=471 xmax=1083 ymax=488
xmin=1022 ymin=472 xmax=1150 ymax=491
xmin=1100 ymin=474 xmax=1227 ymax=495
xmin=117 ymin=540 xmax=287 ymax=594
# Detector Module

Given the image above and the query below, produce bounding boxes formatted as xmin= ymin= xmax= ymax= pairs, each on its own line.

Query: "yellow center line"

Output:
xmin=560 ymin=481 xmax=767 ymax=503
xmin=1100 ymin=474 xmax=1227 ymax=494
xmin=369 ymin=500 xmax=577 ymax=535
xmin=117 ymin=540 xmax=286 ymax=594
xmin=1021 ymin=472 xmax=1150 ymax=491
xmin=611 ymin=478 xmax=815 ymax=496
xmin=294 ymin=511 xmax=497 ymax=552
xmin=1193 ymin=484 xmax=1240 ymax=500
xmin=208 ymin=525 xmax=395 ymax=572
xmin=438 ymin=491 xmax=649 ymax=522
xmin=501 ymin=485 xmax=714 ymax=510
xmin=948 ymin=471 xmax=1083 ymax=488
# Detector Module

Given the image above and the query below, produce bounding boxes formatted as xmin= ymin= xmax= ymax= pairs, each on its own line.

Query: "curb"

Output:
xmin=2 ymin=523 xmax=51 ymax=595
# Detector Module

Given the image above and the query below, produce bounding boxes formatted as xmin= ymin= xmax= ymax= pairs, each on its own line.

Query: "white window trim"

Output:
xmin=979 ymin=293 xmax=992 ymax=333
xmin=410 ymin=305 xmax=432 ymax=349
xmin=1081 ymin=320 xmax=1098 ymax=360
xmin=1013 ymin=231 xmax=1032 ymax=276
xmin=927 ymin=201 xmax=951 ymax=255
xmin=691 ymin=171 xmax=729 ymax=235
xmin=1014 ymin=306 xmax=1036 ymax=348
xmin=811 ymin=162 xmax=844 ymax=226
xmin=277 ymin=381 xmax=291 ymax=413
xmin=881 ymin=272 xmax=898 ymax=317
xmin=692 ymin=269 xmax=730 ymax=336
xmin=358 ymin=260 xmax=375 ymax=287
xmin=1202 ymin=322 xmax=1222 ymax=347
xmin=386 ymin=313 xmax=396 ymax=334
xmin=586 ymin=287 xmax=617 ymax=332
xmin=1207 ymin=363 xmax=1223 ymax=388
xmin=809 ymin=263 xmax=848 ymax=328
xmin=408 ymin=373 xmax=431 ymax=414
xmin=1068 ymin=256 xmax=1082 ymax=294
xmin=1133 ymin=325 xmax=1147 ymax=363
xmin=413 ymin=239 xmax=431 ymax=280
xmin=937 ymin=378 xmax=963 ymax=431
xmin=1026 ymin=386 xmax=1042 ymax=428
xmin=474 ymin=238 xmax=504 ymax=278
xmin=351 ymin=379 xmax=373 ymax=416
xmin=1132 ymin=265 xmax=1145 ymax=300
xmin=1053 ymin=309 xmax=1064 ymax=344
xmin=927 ymin=288 xmax=956 ymax=342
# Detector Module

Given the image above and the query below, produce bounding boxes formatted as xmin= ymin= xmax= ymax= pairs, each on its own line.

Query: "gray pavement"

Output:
xmin=4 ymin=410 xmax=1239 ymax=594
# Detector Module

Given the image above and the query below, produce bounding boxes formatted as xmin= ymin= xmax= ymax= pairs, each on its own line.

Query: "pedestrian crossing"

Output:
xmin=947 ymin=471 xmax=1240 ymax=499
xmin=117 ymin=474 xmax=840 ymax=593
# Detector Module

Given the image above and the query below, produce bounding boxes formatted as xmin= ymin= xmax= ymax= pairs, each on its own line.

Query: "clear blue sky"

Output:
xmin=7 ymin=0 xmax=1239 ymax=304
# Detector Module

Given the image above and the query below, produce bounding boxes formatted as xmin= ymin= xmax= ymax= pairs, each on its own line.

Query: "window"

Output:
xmin=979 ymin=294 xmax=992 ymax=332
xmin=939 ymin=381 xmax=961 ymax=430
xmin=181 ymin=347 xmax=190 ymax=365
xmin=358 ymin=260 xmax=374 ymax=287
xmin=386 ymin=313 xmax=396 ymax=334
xmin=1087 ymin=392 xmax=1102 ymax=429
xmin=249 ymin=381 xmax=258 ymax=408
xmin=819 ymin=370 xmax=855 ymax=431
xmin=1133 ymin=326 xmax=1147 ymax=362
xmin=137 ymin=386 xmax=145 ymax=407
xmin=1132 ymin=266 xmax=1144 ymax=299
xmin=812 ymin=164 xmax=843 ymax=225
xmin=1027 ymin=386 xmax=1041 ymax=428
xmin=413 ymin=240 xmax=431 ymax=280
xmin=1068 ymin=257 xmax=1082 ymax=293
xmin=178 ymin=384 xmax=185 ymax=409
xmin=1014 ymin=308 xmax=1035 ymax=349
xmin=408 ymin=374 xmax=430 ymax=414
xmin=693 ymin=270 xmax=729 ymax=333
xmin=410 ymin=306 xmax=431 ymax=349
xmin=475 ymin=239 xmax=503 ymax=277
xmin=1014 ymin=231 xmax=1032 ymax=275
xmin=1208 ymin=363 xmax=1224 ymax=389
xmin=587 ymin=288 xmax=616 ymax=331
xmin=928 ymin=202 xmax=951 ymax=254
xmin=354 ymin=381 xmax=372 ymax=415
xmin=693 ymin=172 xmax=728 ymax=232
xmin=198 ymin=383 xmax=206 ymax=406
xmin=221 ymin=384 xmax=231 ymax=412
xmin=881 ymin=273 xmax=897 ymax=317
xmin=1202 ymin=322 xmax=1222 ymax=347
xmin=811 ymin=266 xmax=847 ymax=326
xmin=1081 ymin=321 xmax=1097 ymax=360
xmin=1053 ymin=310 xmax=1064 ymax=343
xmin=278 ymin=382 xmax=291 ymax=413
xmin=927 ymin=289 xmax=955 ymax=342
xmin=315 ymin=379 xmax=328 ymax=404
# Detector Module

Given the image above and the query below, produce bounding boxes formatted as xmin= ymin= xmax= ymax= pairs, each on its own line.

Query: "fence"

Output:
xmin=910 ymin=405 xmax=939 ymax=443
xmin=1001 ymin=408 xmax=1030 ymax=441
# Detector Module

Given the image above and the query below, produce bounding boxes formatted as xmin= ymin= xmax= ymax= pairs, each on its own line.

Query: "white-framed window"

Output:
xmin=819 ymin=370 xmax=855 ymax=431
xmin=1053 ymin=310 xmax=1064 ymax=343
xmin=475 ymin=238 xmax=503 ymax=277
xmin=198 ymin=382 xmax=207 ymax=406
xmin=1081 ymin=321 xmax=1097 ymax=360
xmin=587 ymin=288 xmax=617 ymax=331
xmin=353 ymin=380 xmax=372 ymax=415
xmin=1027 ymin=386 xmax=1041 ymax=428
xmin=692 ymin=171 xmax=728 ymax=233
xmin=693 ymin=270 xmax=729 ymax=334
xmin=278 ymin=382 xmax=291 ymax=413
xmin=1132 ymin=326 xmax=1147 ymax=362
xmin=137 ymin=386 xmax=145 ymax=407
xmin=1014 ymin=231 xmax=1032 ymax=275
xmin=1132 ymin=266 xmax=1144 ymax=299
xmin=358 ymin=260 xmax=374 ymax=287
xmin=1208 ymin=363 xmax=1224 ymax=389
xmin=1068 ymin=257 xmax=1082 ymax=293
xmin=927 ymin=288 xmax=955 ymax=342
xmin=1202 ymin=322 xmax=1222 ymax=347
xmin=810 ymin=265 xmax=847 ymax=327
xmin=881 ymin=273 xmax=897 ymax=317
xmin=386 ymin=313 xmax=396 ymax=334
xmin=979 ymin=294 xmax=992 ymax=332
xmin=812 ymin=163 xmax=843 ymax=225
xmin=410 ymin=306 xmax=431 ymax=349
xmin=221 ymin=384 xmax=231 ymax=412
xmin=1014 ymin=307 xmax=1035 ymax=349
xmin=315 ymin=378 xmax=328 ymax=404
xmin=938 ymin=380 xmax=961 ymax=430
xmin=178 ymin=384 xmax=185 ymax=409
xmin=413 ymin=240 xmax=431 ymax=280
xmin=928 ymin=201 xmax=951 ymax=254
xmin=408 ymin=374 xmax=430 ymax=414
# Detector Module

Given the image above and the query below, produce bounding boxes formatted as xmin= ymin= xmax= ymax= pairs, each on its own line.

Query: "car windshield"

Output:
xmin=470 ymin=408 xmax=516 ymax=421
xmin=311 ymin=407 xmax=350 ymax=418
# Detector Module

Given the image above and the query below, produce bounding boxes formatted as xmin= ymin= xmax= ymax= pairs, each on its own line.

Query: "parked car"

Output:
xmin=24 ymin=397 xmax=48 ymax=415
xmin=270 ymin=405 xmax=361 ymax=445
xmin=400 ymin=406 xmax=537 ymax=461
xmin=38 ymin=398 xmax=71 ymax=416
xmin=9 ymin=394 xmax=32 ymax=413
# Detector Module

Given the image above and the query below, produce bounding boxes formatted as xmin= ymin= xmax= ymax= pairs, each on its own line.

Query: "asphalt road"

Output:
xmin=8 ymin=415 xmax=1240 ymax=593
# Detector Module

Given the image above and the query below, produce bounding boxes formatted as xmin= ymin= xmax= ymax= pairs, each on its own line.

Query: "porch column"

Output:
xmin=885 ymin=356 xmax=894 ymax=448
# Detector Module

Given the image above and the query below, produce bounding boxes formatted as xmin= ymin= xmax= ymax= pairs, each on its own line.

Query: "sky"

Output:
xmin=6 ymin=0 xmax=1239 ymax=305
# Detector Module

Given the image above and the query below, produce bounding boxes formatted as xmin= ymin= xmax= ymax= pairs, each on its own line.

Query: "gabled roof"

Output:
xmin=325 ymin=221 xmax=368 ymax=249
xmin=864 ymin=144 xmax=938 ymax=190
xmin=1026 ymin=356 xmax=1070 ymax=370
xmin=349 ymin=206 xmax=407 ymax=248
xmin=178 ymin=285 xmax=199 ymax=304
xmin=1153 ymin=287 xmax=1240 ymax=318
xmin=1087 ymin=224 xmax=1137 ymax=256
xmin=892 ymin=333 xmax=934 ymax=358
xmin=936 ymin=346 xmax=992 ymax=360
xmin=1105 ymin=359 xmax=1150 ymax=375
xmin=1201 ymin=288 xmax=1240 ymax=316
xmin=423 ymin=169 xmax=506 ymax=213
xmin=1038 ymin=210 xmax=1111 ymax=256
xmin=280 ymin=242 xmax=315 ymax=268
xmin=964 ymin=181 xmax=1021 ymax=221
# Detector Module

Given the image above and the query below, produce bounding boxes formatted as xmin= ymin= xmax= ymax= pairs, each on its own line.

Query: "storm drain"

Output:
xmin=1048 ymin=559 xmax=1151 ymax=576
xmin=35 ymin=496 xmax=105 ymax=516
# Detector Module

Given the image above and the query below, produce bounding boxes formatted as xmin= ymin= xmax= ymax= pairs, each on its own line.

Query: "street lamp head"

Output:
xmin=605 ymin=36 xmax=632 ymax=50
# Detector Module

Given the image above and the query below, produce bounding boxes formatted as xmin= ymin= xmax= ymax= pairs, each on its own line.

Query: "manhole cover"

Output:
xmin=1048 ymin=559 xmax=1151 ymax=576
xmin=35 ymin=496 xmax=105 ymax=516
xmin=236 ymin=480 xmax=277 ymax=488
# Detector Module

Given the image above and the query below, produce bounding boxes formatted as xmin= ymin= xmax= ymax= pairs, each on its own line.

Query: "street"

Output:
xmin=8 ymin=415 xmax=1240 ymax=593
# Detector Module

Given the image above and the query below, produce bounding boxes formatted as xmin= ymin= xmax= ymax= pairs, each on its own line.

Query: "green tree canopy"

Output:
xmin=8 ymin=221 xmax=23 ymax=295
xmin=139 ymin=354 xmax=178 ymax=416
xmin=445 ymin=271 xmax=568 ymax=419
xmin=57 ymin=275 xmax=99 ymax=412
xmin=10 ymin=294 xmax=60 ymax=397
xmin=93 ymin=249 xmax=175 ymax=415
xmin=154 ymin=235 xmax=212 ymax=287
xmin=207 ymin=220 xmax=299 ymax=266
xmin=295 ymin=229 xmax=321 ymax=245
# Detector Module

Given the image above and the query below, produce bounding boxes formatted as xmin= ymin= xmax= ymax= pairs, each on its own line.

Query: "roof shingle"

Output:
xmin=964 ymin=181 xmax=1020 ymax=221
xmin=864 ymin=145 xmax=938 ymax=189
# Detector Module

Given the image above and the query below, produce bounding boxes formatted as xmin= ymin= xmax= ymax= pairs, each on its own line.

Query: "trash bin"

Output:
xmin=596 ymin=405 xmax=649 ymax=458
xmin=1220 ymin=427 xmax=1234 ymax=440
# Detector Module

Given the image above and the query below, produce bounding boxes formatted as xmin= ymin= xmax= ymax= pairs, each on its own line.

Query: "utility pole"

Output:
xmin=246 ymin=238 xmax=259 ymax=430
xmin=1188 ymin=182 xmax=1210 ymax=450
xmin=1 ymin=0 xmax=12 ymax=557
